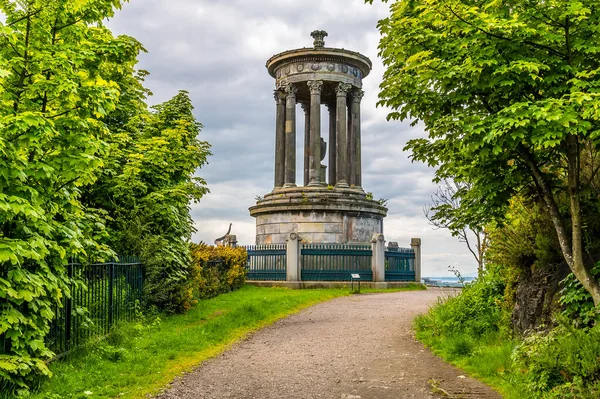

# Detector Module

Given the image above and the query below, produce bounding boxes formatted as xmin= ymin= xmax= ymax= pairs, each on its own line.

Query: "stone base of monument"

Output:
xmin=249 ymin=186 xmax=387 ymax=244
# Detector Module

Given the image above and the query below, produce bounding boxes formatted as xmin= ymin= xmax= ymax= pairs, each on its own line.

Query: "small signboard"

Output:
xmin=351 ymin=273 xmax=361 ymax=293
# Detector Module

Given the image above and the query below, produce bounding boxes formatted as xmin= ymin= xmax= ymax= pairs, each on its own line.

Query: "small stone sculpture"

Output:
xmin=215 ymin=223 xmax=236 ymax=247
xmin=310 ymin=30 xmax=328 ymax=48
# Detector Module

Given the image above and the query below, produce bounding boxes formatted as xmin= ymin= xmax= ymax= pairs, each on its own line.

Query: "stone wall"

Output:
xmin=255 ymin=210 xmax=383 ymax=244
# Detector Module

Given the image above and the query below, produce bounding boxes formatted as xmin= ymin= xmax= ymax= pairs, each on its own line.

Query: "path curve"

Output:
xmin=156 ymin=288 xmax=501 ymax=399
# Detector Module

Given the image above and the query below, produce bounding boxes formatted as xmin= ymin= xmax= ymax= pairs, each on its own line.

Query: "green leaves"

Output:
xmin=0 ymin=0 xmax=136 ymax=393
xmin=375 ymin=0 xmax=600 ymax=301
xmin=82 ymin=90 xmax=211 ymax=314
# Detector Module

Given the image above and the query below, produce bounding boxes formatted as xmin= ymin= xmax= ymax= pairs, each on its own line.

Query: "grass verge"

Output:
xmin=415 ymin=326 xmax=526 ymax=399
xmin=359 ymin=283 xmax=426 ymax=294
xmin=32 ymin=284 xmax=421 ymax=399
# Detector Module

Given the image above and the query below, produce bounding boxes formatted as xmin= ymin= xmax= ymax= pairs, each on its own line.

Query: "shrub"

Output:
xmin=189 ymin=243 xmax=247 ymax=299
xmin=140 ymin=236 xmax=196 ymax=314
xmin=416 ymin=269 xmax=506 ymax=339
xmin=558 ymin=263 xmax=600 ymax=329
xmin=512 ymin=322 xmax=600 ymax=398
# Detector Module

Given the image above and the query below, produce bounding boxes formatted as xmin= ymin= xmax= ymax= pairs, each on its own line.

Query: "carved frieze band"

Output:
xmin=276 ymin=62 xmax=363 ymax=80
xmin=307 ymin=80 xmax=324 ymax=95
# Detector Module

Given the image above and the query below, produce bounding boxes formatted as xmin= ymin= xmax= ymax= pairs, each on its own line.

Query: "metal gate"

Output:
xmin=385 ymin=247 xmax=415 ymax=281
xmin=245 ymin=244 xmax=286 ymax=281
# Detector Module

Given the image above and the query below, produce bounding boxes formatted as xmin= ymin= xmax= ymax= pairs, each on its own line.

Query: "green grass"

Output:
xmin=416 ymin=322 xmax=527 ymax=399
xmin=358 ymin=283 xmax=426 ymax=294
xmin=31 ymin=284 xmax=421 ymax=399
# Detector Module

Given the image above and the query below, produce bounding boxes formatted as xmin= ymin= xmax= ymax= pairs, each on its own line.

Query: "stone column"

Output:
xmin=307 ymin=80 xmax=323 ymax=186
xmin=302 ymin=103 xmax=310 ymax=186
xmin=348 ymin=96 xmax=355 ymax=186
xmin=411 ymin=238 xmax=422 ymax=283
xmin=350 ymin=89 xmax=364 ymax=189
xmin=371 ymin=233 xmax=386 ymax=285
xmin=286 ymin=232 xmax=301 ymax=282
xmin=274 ymin=90 xmax=286 ymax=188
xmin=326 ymin=103 xmax=336 ymax=186
xmin=283 ymin=83 xmax=298 ymax=188
xmin=335 ymin=83 xmax=351 ymax=188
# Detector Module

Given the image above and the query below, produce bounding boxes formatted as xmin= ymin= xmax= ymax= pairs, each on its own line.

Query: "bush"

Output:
xmin=558 ymin=263 xmax=600 ymax=329
xmin=189 ymin=244 xmax=247 ymax=299
xmin=512 ymin=322 xmax=600 ymax=398
xmin=140 ymin=236 xmax=196 ymax=314
xmin=416 ymin=270 xmax=506 ymax=339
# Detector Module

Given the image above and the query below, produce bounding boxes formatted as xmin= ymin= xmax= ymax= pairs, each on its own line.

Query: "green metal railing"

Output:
xmin=45 ymin=257 xmax=144 ymax=355
xmin=243 ymin=242 xmax=416 ymax=283
xmin=385 ymin=247 xmax=415 ymax=281
xmin=301 ymin=243 xmax=372 ymax=281
xmin=245 ymin=245 xmax=286 ymax=281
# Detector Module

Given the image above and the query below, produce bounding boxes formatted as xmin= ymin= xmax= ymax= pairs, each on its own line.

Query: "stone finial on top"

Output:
xmin=311 ymin=30 xmax=328 ymax=48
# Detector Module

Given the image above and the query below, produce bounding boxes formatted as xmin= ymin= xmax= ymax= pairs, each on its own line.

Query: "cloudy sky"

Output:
xmin=107 ymin=0 xmax=478 ymax=277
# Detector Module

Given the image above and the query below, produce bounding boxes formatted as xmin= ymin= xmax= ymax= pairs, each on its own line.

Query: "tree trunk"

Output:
xmin=520 ymin=142 xmax=600 ymax=306
xmin=566 ymin=135 xmax=600 ymax=306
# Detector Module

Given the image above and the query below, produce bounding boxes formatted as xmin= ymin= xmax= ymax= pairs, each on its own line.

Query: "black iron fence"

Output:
xmin=45 ymin=256 xmax=144 ymax=355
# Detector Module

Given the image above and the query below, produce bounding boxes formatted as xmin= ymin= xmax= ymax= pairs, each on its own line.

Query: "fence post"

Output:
xmin=411 ymin=238 xmax=422 ymax=283
xmin=65 ymin=261 xmax=73 ymax=350
xmin=286 ymin=233 xmax=300 ymax=283
xmin=371 ymin=233 xmax=385 ymax=284
xmin=108 ymin=263 xmax=115 ymax=327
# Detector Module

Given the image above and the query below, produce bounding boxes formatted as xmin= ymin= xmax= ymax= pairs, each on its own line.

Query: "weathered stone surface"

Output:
xmin=267 ymin=48 xmax=371 ymax=95
xmin=262 ymin=224 xmax=281 ymax=235
xmin=283 ymin=83 xmax=297 ymax=188
xmin=252 ymin=187 xmax=385 ymax=244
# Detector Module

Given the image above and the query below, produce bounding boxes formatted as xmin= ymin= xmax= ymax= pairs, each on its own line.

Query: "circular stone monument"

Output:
xmin=249 ymin=30 xmax=387 ymax=244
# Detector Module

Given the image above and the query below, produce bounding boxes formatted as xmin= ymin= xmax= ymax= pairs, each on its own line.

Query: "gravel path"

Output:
xmin=156 ymin=288 xmax=502 ymax=399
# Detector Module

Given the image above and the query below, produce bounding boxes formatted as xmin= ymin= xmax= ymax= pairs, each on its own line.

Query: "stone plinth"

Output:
xmin=249 ymin=187 xmax=387 ymax=244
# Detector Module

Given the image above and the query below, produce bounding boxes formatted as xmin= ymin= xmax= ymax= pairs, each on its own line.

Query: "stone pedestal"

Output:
xmin=286 ymin=233 xmax=301 ymax=281
xmin=250 ymin=187 xmax=387 ymax=244
xmin=411 ymin=237 xmax=422 ymax=283
xmin=371 ymin=233 xmax=385 ymax=282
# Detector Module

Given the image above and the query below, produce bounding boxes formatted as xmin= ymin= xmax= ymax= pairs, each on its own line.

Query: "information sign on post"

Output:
xmin=351 ymin=274 xmax=361 ymax=293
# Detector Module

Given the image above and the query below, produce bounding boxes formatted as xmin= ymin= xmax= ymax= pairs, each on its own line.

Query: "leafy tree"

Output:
xmin=425 ymin=180 xmax=487 ymax=273
xmin=0 ymin=0 xmax=140 ymax=392
xmin=83 ymin=90 xmax=211 ymax=313
xmin=372 ymin=0 xmax=600 ymax=304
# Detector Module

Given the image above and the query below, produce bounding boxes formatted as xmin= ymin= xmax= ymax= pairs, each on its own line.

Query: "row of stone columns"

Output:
xmin=274 ymin=81 xmax=364 ymax=189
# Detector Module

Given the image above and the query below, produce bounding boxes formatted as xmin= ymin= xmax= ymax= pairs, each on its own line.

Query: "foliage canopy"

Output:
xmin=374 ymin=0 xmax=600 ymax=303
xmin=0 ymin=0 xmax=140 ymax=391
xmin=0 ymin=0 xmax=211 ymax=392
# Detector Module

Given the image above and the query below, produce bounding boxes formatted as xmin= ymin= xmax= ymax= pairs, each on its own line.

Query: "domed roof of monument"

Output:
xmin=266 ymin=30 xmax=372 ymax=79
